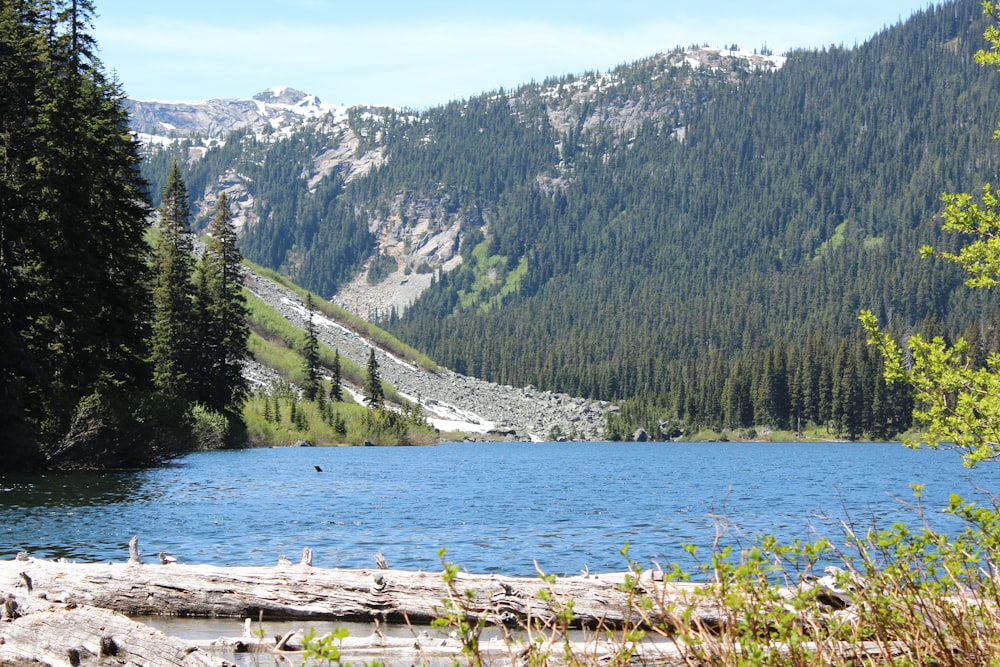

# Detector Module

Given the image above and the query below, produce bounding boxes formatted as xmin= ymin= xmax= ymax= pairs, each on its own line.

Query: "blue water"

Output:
xmin=1 ymin=441 xmax=998 ymax=576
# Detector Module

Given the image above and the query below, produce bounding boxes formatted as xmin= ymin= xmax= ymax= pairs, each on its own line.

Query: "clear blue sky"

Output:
xmin=91 ymin=0 xmax=934 ymax=109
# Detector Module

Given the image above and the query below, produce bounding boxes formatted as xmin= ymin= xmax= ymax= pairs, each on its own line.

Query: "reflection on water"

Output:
xmin=1 ymin=441 xmax=998 ymax=575
xmin=0 ymin=469 xmax=149 ymax=508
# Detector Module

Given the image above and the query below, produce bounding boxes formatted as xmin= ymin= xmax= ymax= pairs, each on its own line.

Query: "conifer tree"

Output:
xmin=330 ymin=350 xmax=343 ymax=402
xmin=191 ymin=260 xmax=215 ymax=402
xmin=196 ymin=193 xmax=250 ymax=417
xmin=301 ymin=293 xmax=321 ymax=401
xmin=331 ymin=411 xmax=347 ymax=437
xmin=0 ymin=0 xmax=50 ymax=461
xmin=1 ymin=0 xmax=156 ymax=467
xmin=36 ymin=0 xmax=151 ymax=398
xmin=364 ymin=348 xmax=384 ymax=409
xmin=150 ymin=162 xmax=196 ymax=402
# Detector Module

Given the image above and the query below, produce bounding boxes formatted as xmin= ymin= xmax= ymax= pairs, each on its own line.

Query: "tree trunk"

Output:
xmin=0 ymin=555 xmax=708 ymax=628
xmin=0 ymin=592 xmax=224 ymax=666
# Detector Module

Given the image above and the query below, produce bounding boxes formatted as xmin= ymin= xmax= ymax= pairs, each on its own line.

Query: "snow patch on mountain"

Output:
xmin=127 ymin=87 xmax=349 ymax=145
xmin=681 ymin=47 xmax=786 ymax=72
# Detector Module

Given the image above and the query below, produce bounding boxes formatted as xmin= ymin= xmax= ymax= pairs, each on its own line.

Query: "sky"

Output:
xmin=92 ymin=0 xmax=935 ymax=109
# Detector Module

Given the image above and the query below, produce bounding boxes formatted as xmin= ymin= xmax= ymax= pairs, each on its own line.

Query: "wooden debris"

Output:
xmin=0 ymin=592 xmax=227 ymax=667
xmin=0 ymin=554 xmax=709 ymax=628
xmin=128 ymin=535 xmax=143 ymax=565
xmin=0 ymin=549 xmax=910 ymax=667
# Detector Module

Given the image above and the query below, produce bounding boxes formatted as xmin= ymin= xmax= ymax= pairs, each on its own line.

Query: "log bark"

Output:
xmin=0 ymin=592 xmax=227 ymax=667
xmin=0 ymin=555 xmax=709 ymax=628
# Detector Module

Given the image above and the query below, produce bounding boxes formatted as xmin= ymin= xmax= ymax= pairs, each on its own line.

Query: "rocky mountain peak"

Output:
xmin=128 ymin=87 xmax=346 ymax=146
xmin=252 ymin=86 xmax=315 ymax=105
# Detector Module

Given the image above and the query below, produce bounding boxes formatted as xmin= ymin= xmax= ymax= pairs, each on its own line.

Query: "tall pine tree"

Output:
xmin=364 ymin=348 xmax=384 ymax=409
xmin=330 ymin=350 xmax=343 ymax=402
xmin=150 ymin=162 xmax=196 ymax=402
xmin=195 ymin=193 xmax=250 ymax=419
xmin=301 ymin=292 xmax=321 ymax=401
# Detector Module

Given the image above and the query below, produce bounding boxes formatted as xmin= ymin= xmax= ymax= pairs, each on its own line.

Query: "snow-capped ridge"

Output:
xmin=679 ymin=46 xmax=786 ymax=71
xmin=127 ymin=87 xmax=349 ymax=146
xmin=251 ymin=86 xmax=345 ymax=119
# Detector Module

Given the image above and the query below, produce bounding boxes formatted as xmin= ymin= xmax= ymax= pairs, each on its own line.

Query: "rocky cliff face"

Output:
xmin=332 ymin=190 xmax=473 ymax=318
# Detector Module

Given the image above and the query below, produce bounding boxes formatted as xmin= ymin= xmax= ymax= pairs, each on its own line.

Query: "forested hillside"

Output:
xmin=141 ymin=0 xmax=1000 ymax=440
xmin=389 ymin=0 xmax=1000 ymax=439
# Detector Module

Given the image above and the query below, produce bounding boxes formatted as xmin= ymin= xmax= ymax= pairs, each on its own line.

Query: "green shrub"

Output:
xmin=190 ymin=404 xmax=229 ymax=450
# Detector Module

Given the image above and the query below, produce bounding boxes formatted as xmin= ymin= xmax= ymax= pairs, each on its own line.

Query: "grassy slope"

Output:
xmin=242 ymin=281 xmax=436 ymax=446
xmin=244 ymin=260 xmax=438 ymax=372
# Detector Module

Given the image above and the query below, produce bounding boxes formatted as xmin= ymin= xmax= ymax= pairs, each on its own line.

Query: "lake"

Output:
xmin=2 ymin=441 xmax=999 ymax=576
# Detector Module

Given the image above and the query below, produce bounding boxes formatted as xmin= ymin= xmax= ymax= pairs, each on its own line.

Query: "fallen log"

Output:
xmin=0 ymin=592 xmax=228 ymax=667
xmin=198 ymin=625 xmax=697 ymax=665
xmin=0 ymin=552 xmax=710 ymax=629
xmin=0 ymin=548 xmax=716 ymax=666
xmin=0 ymin=547 xmax=906 ymax=667
xmin=196 ymin=630 xmax=901 ymax=667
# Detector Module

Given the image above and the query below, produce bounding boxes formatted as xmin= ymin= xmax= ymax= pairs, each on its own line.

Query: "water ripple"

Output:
xmin=1 ymin=442 xmax=998 ymax=575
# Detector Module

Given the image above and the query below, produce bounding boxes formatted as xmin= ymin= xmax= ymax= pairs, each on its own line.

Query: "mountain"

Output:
xmin=128 ymin=86 xmax=346 ymax=144
xmin=134 ymin=0 xmax=1000 ymax=440
xmin=134 ymin=46 xmax=787 ymax=311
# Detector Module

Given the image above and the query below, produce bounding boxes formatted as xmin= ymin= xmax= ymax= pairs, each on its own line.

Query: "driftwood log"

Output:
xmin=0 ymin=552 xmax=708 ymax=628
xmin=0 ymin=544 xmax=885 ymax=666
xmin=0 ymin=546 xmax=716 ymax=666
xmin=0 ymin=590 xmax=227 ymax=667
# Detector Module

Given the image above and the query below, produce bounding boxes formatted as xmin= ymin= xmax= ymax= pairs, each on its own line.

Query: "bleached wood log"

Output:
xmin=203 ymin=627 xmax=698 ymax=666
xmin=0 ymin=555 xmax=712 ymax=629
xmin=0 ymin=592 xmax=226 ymax=667
xmin=0 ymin=554 xmax=909 ymax=667
xmin=196 ymin=627 xmax=901 ymax=667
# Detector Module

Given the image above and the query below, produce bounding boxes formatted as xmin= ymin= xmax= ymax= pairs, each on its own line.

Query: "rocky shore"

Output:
xmin=243 ymin=270 xmax=612 ymax=441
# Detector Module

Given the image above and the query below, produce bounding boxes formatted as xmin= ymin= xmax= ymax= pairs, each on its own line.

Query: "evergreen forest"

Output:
xmin=142 ymin=0 xmax=1000 ymax=441
xmin=0 ymin=1 xmax=251 ymax=469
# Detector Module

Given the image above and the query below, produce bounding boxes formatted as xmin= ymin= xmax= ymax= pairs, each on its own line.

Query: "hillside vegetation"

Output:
xmin=141 ymin=0 xmax=1000 ymax=441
